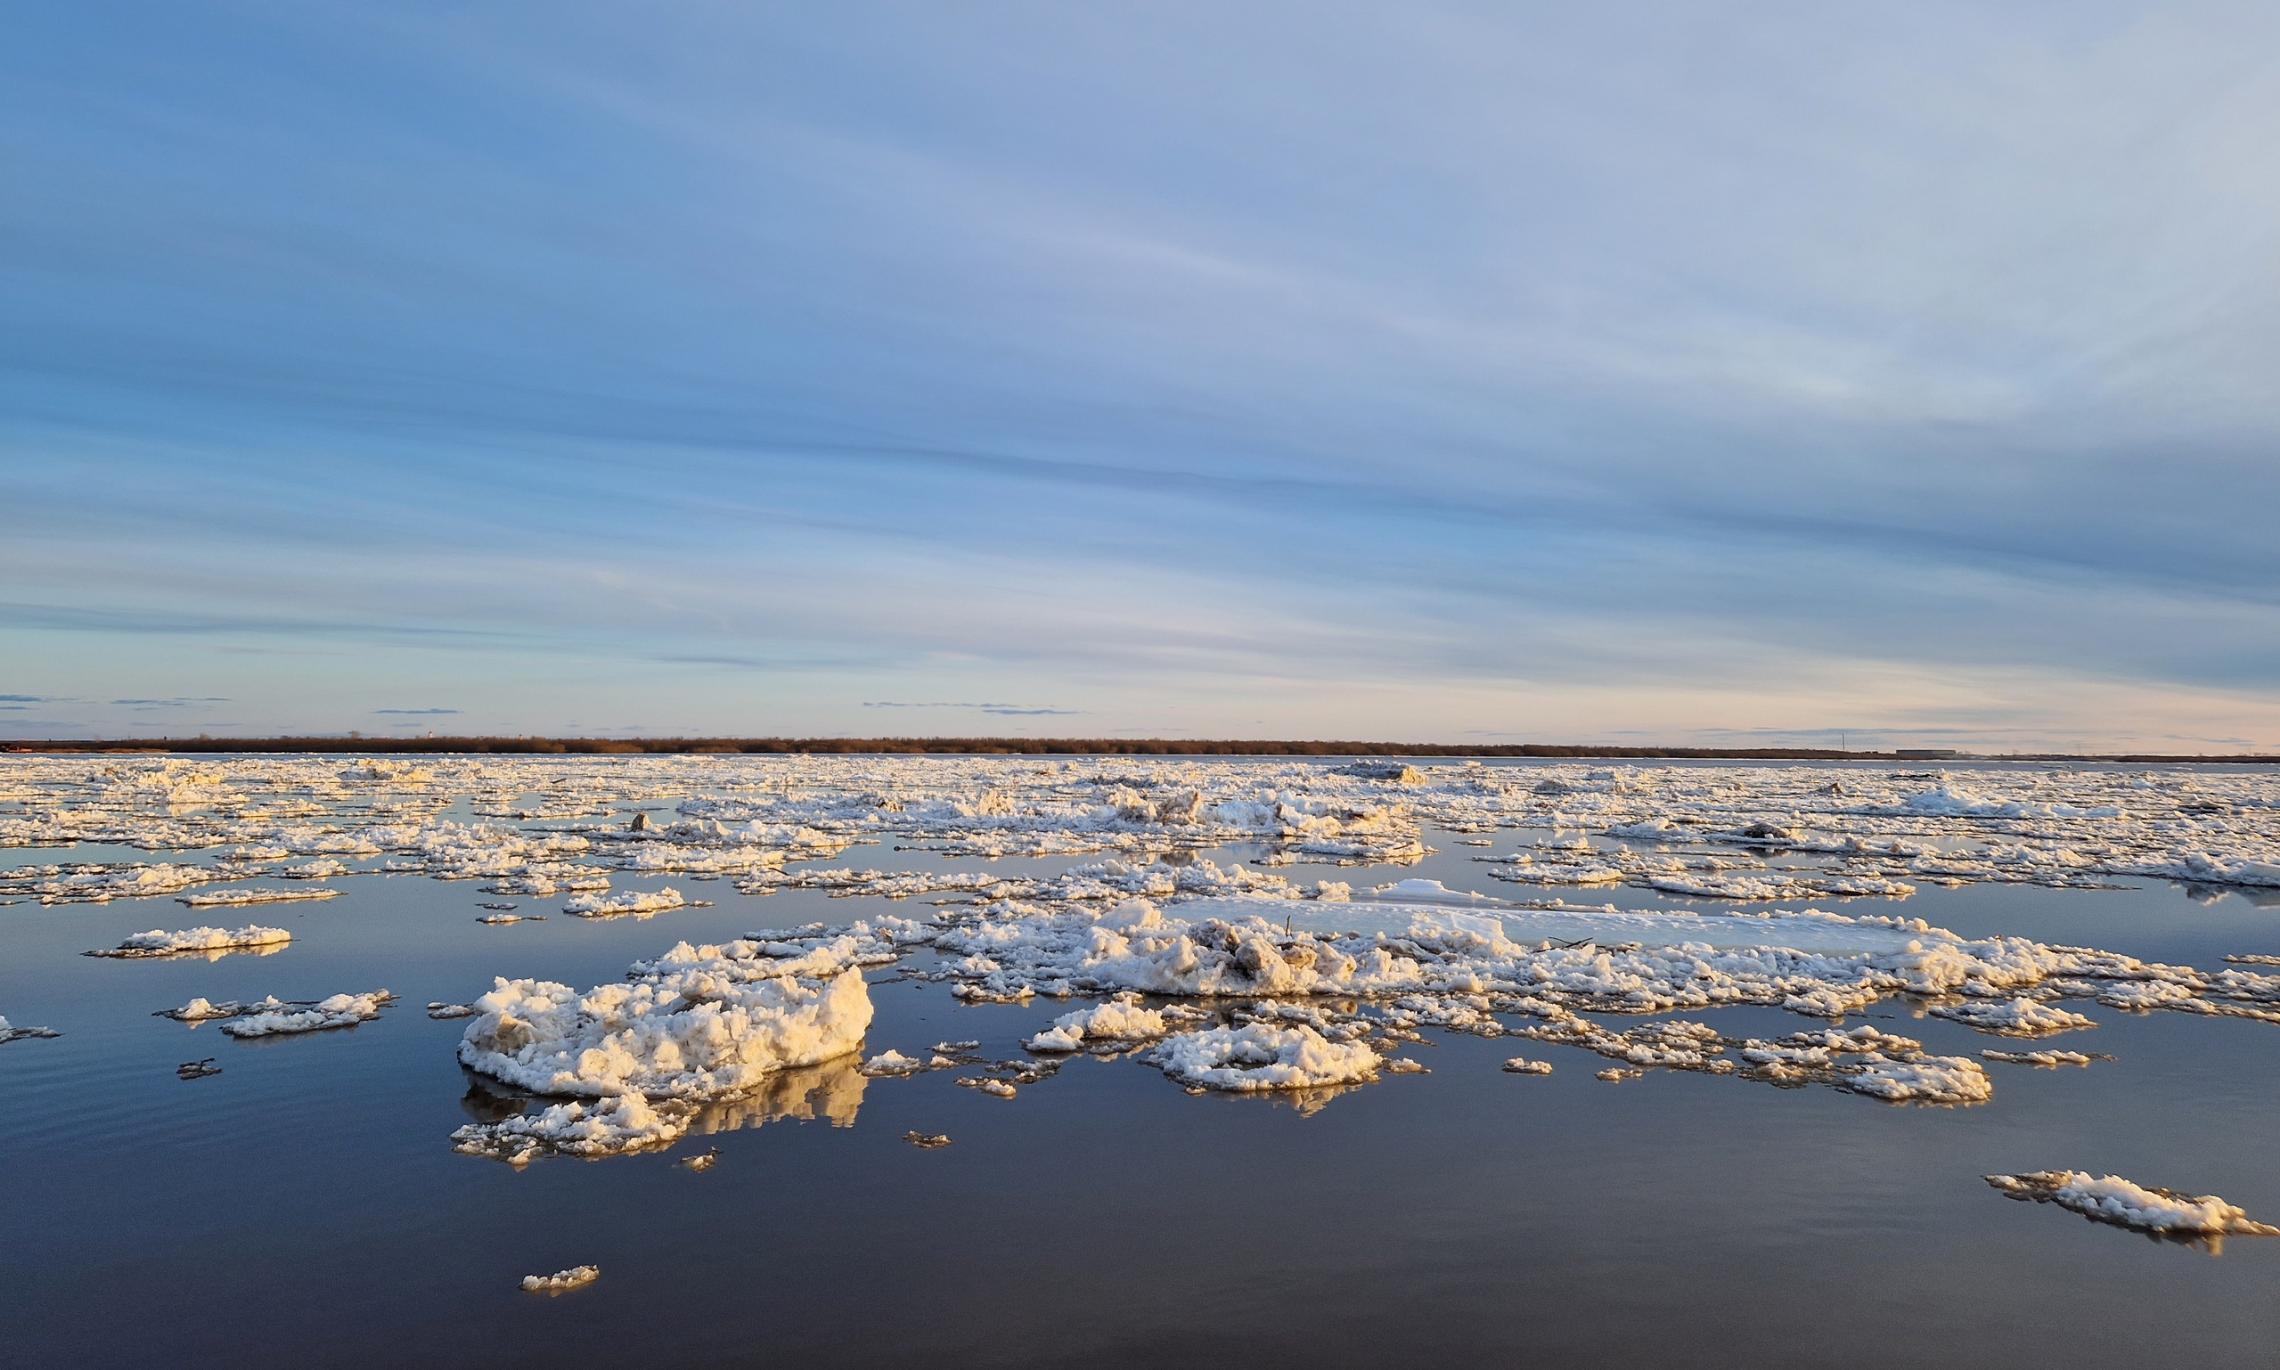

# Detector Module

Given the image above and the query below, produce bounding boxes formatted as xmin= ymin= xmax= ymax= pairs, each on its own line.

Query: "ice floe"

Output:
xmin=176 ymin=887 xmax=341 ymax=908
xmin=219 ymin=990 xmax=393 ymax=1037
xmin=459 ymin=964 xmax=871 ymax=1101
xmin=1986 ymin=1171 xmax=2280 ymax=1241
xmin=561 ymin=886 xmax=697 ymax=919
xmin=1150 ymin=1023 xmax=1383 ymax=1092
xmin=86 ymin=926 xmax=292 ymax=959
xmin=520 ymin=1265 xmax=599 ymax=1293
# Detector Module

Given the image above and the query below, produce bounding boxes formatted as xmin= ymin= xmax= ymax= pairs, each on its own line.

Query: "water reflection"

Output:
xmin=453 ymin=1053 xmax=869 ymax=1148
xmin=686 ymin=1056 xmax=867 ymax=1136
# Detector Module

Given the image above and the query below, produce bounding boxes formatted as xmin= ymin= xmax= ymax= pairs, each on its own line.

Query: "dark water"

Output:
xmin=6 ymin=826 xmax=2280 ymax=1368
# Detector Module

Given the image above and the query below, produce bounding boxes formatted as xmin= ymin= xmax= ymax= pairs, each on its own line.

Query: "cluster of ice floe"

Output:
xmin=85 ymin=925 xmax=292 ymax=959
xmin=11 ymin=755 xmax=2280 ymax=1211
xmin=1508 ymin=1014 xmax=1994 ymax=1104
xmin=1985 ymin=1171 xmax=2280 ymax=1241
xmin=9 ymin=755 xmax=2279 ymax=914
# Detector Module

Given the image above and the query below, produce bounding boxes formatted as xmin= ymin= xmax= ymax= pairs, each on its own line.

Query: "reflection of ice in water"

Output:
xmin=684 ymin=1055 xmax=867 ymax=1137
xmin=451 ymin=1052 xmax=869 ymax=1163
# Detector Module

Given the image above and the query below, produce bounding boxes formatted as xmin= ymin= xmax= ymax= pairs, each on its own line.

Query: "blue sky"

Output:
xmin=5 ymin=3 xmax=2278 ymax=748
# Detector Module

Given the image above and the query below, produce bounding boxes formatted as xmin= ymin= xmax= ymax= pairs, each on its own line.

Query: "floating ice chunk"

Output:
xmin=1985 ymin=1171 xmax=2280 ymax=1238
xmin=1333 ymin=761 xmax=1422 ymax=784
xmin=1841 ymin=1053 xmax=1992 ymax=1104
xmin=1891 ymin=787 xmax=2121 ymax=820
xmin=520 ymin=1265 xmax=599 ymax=1293
xmin=562 ymin=886 xmax=692 ymax=919
xmin=1931 ymin=997 xmax=2098 ymax=1036
xmin=1606 ymin=818 xmax=1687 ymax=839
xmin=1643 ymin=872 xmax=1802 ymax=901
xmin=1150 ymin=1023 xmax=1381 ymax=1092
xmin=1501 ymin=1057 xmax=1554 ymax=1074
xmin=1982 ymin=1049 xmax=2103 ymax=1067
xmin=158 ymin=995 xmax=288 ymax=1022
xmin=1367 ymin=878 xmax=1504 ymax=906
xmin=1025 ymin=997 xmax=1170 ymax=1052
xmin=87 ymin=926 xmax=292 ymax=959
xmin=904 ymin=1131 xmax=952 ymax=1148
xmin=220 ymin=989 xmax=393 ymax=1037
xmin=457 ymin=966 xmax=873 ymax=1100
xmin=176 ymin=887 xmax=341 ymax=908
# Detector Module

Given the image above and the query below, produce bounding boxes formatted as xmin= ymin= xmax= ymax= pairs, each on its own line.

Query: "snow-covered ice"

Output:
xmin=86 ymin=926 xmax=292 ymax=959
xmin=220 ymin=989 xmax=393 ymax=1037
xmin=1986 ymin=1171 xmax=2280 ymax=1240
xmin=520 ymin=1265 xmax=599 ymax=1293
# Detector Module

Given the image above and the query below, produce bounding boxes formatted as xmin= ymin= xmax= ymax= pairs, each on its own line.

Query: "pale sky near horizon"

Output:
xmin=5 ymin=3 xmax=2280 ymax=749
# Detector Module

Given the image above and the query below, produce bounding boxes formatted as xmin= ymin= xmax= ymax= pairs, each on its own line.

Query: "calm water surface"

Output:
xmin=6 ymin=798 xmax=2280 ymax=1367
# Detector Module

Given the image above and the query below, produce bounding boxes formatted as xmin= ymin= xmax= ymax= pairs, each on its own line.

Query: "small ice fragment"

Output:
xmin=520 ymin=1265 xmax=600 ymax=1293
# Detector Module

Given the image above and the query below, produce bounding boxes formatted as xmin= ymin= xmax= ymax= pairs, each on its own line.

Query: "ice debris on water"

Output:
xmin=520 ymin=1265 xmax=599 ymax=1293
xmin=561 ymin=886 xmax=698 ymax=919
xmin=12 ymin=754 xmax=2280 ymax=1141
xmin=219 ymin=989 xmax=393 ymax=1037
xmin=1024 ymin=996 xmax=1177 ymax=1052
xmin=1501 ymin=1057 xmax=1554 ymax=1075
xmin=176 ymin=887 xmax=341 ymax=908
xmin=1928 ymin=997 xmax=2098 ymax=1036
xmin=1150 ymin=1023 xmax=1382 ymax=1092
xmin=1985 ymin=1171 xmax=2280 ymax=1242
xmin=86 ymin=926 xmax=292 ymax=959
xmin=1981 ymin=1048 xmax=2106 ymax=1067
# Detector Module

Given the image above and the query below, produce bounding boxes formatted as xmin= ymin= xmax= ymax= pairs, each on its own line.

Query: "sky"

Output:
xmin=5 ymin=2 xmax=2279 ymax=750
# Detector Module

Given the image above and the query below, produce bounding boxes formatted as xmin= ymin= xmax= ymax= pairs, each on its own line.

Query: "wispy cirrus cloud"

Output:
xmin=4 ymin=4 xmax=2278 ymax=749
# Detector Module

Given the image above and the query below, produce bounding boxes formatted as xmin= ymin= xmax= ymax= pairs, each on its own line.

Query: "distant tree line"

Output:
xmin=2 ymin=735 xmax=2272 ymax=762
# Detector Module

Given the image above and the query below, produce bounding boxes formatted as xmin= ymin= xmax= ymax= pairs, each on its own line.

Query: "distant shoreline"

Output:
xmin=3 ymin=736 xmax=2274 ymax=763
